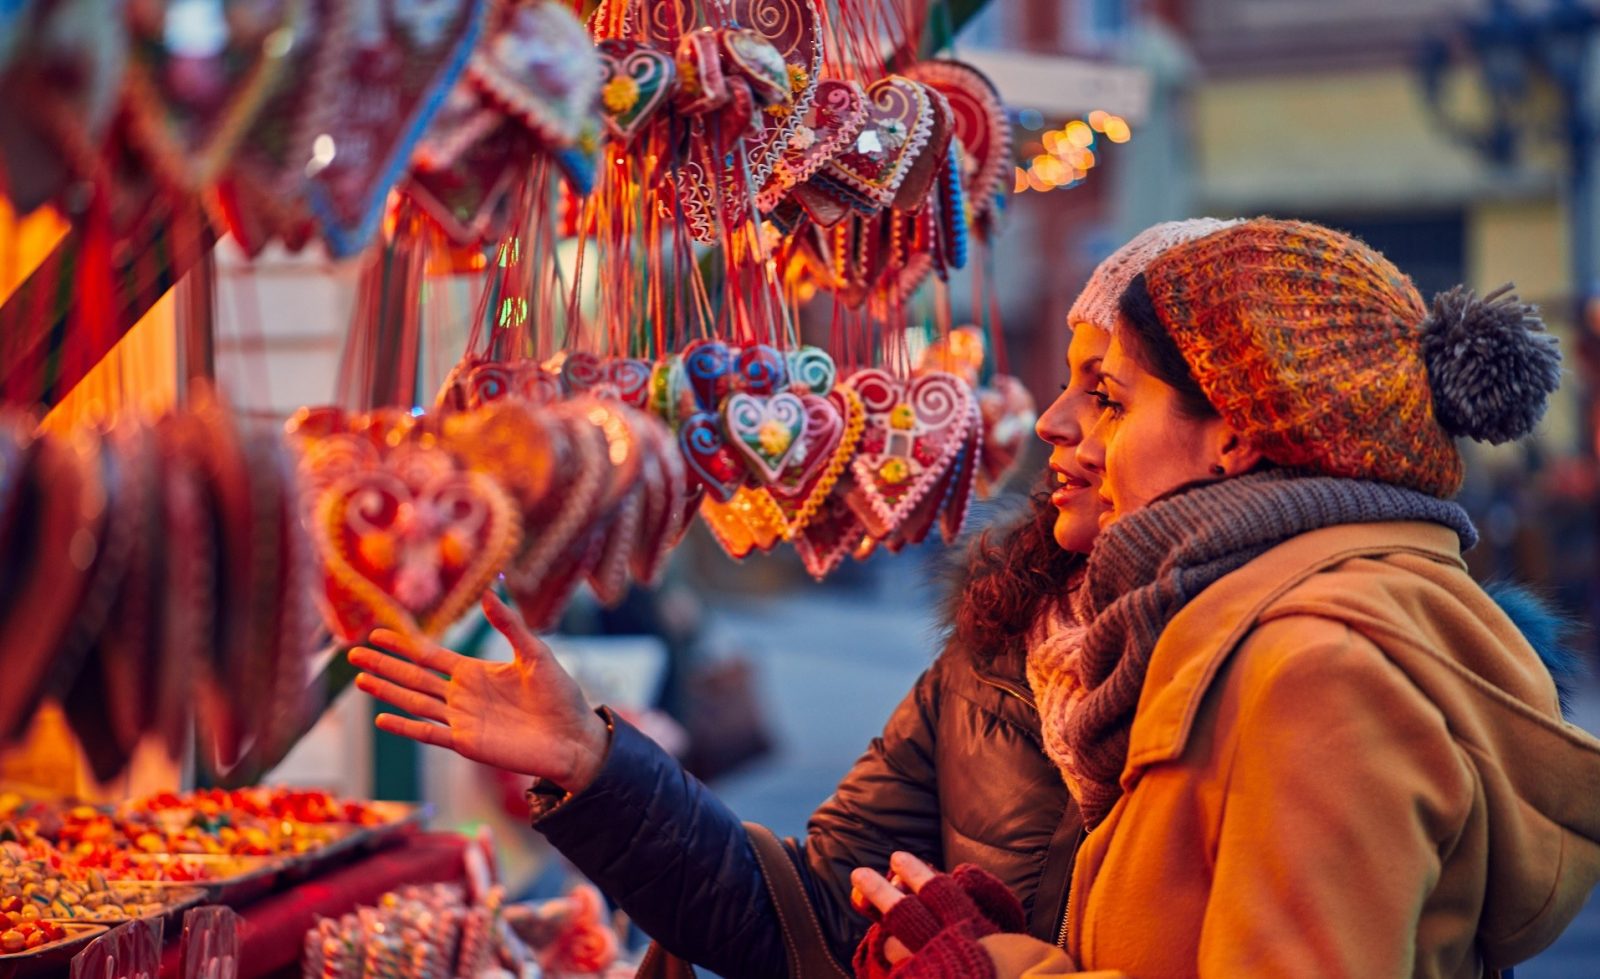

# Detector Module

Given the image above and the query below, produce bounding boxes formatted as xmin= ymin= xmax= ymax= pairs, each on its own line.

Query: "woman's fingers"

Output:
xmin=348 ymin=645 xmax=450 ymax=698
xmin=889 ymin=851 xmax=939 ymax=894
xmin=482 ymin=593 xmax=551 ymax=666
xmin=851 ymin=867 xmax=907 ymax=917
xmin=369 ymin=627 xmax=466 ymax=676
xmin=355 ymin=673 xmax=449 ymax=724
xmin=375 ymin=713 xmax=456 ymax=750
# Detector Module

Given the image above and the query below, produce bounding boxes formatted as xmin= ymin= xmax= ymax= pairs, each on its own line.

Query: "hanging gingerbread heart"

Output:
xmin=760 ymin=78 xmax=867 ymax=211
xmin=903 ymin=59 xmax=1011 ymax=234
xmin=502 ymin=404 xmax=606 ymax=629
xmin=769 ymin=386 xmax=862 ymax=537
xmin=607 ymin=357 xmax=656 ymax=409
xmin=978 ymin=374 xmax=1036 ymax=492
xmin=413 ymin=81 xmax=500 ymax=171
xmin=791 ymin=473 xmax=869 ymax=580
xmin=684 ymin=339 xmax=737 ymax=410
xmin=314 ymin=445 xmax=520 ymax=640
xmin=405 ymin=120 xmax=532 ymax=245
xmin=940 ymin=401 xmax=984 ymax=542
xmin=220 ymin=0 xmax=350 ymax=256
xmin=595 ymin=39 xmax=677 ymax=146
xmin=674 ymin=28 xmax=730 ymax=116
xmin=700 ymin=485 xmax=786 ymax=558
xmin=469 ymin=0 xmax=601 ymax=152
xmin=817 ymin=75 xmax=934 ymax=211
xmin=891 ymin=85 xmax=954 ymax=212
xmin=122 ymin=0 xmax=300 ymax=193
xmin=785 ymin=344 xmax=836 ymax=395
xmin=680 ymin=411 xmax=745 ymax=502
xmin=844 ymin=368 xmax=973 ymax=539
xmin=562 ymin=351 xmax=606 ymax=393
xmin=722 ymin=391 xmax=806 ymax=483
xmin=306 ymin=0 xmax=487 ymax=257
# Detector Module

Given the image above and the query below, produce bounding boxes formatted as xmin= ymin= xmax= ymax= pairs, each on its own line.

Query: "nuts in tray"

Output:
xmin=0 ymin=846 xmax=167 ymax=922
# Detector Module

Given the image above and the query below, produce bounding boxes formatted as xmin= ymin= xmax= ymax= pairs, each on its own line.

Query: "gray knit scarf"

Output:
xmin=1064 ymin=469 xmax=1478 ymax=827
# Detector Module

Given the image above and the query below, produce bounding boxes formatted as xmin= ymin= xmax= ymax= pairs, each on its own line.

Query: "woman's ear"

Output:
xmin=1214 ymin=426 xmax=1264 ymax=476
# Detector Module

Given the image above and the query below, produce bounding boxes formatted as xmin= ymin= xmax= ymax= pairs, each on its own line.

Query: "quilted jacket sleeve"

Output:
xmin=801 ymin=655 xmax=948 ymax=967
xmin=533 ymin=710 xmax=787 ymax=979
xmin=535 ymin=657 xmax=949 ymax=979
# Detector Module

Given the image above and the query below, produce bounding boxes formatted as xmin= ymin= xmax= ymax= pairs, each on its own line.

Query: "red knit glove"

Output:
xmin=852 ymin=864 xmax=1025 ymax=979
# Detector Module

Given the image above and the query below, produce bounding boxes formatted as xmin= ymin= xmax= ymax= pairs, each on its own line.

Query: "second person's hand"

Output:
xmin=348 ymin=591 xmax=610 ymax=793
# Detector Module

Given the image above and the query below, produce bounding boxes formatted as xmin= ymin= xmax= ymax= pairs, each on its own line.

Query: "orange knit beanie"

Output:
xmin=1139 ymin=218 xmax=1562 ymax=498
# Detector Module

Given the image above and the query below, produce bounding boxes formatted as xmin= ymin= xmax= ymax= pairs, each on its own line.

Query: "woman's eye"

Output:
xmin=1092 ymin=388 xmax=1124 ymax=417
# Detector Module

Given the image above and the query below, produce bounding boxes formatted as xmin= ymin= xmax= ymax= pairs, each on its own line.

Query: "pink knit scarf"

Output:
xmin=1024 ymin=608 xmax=1089 ymax=804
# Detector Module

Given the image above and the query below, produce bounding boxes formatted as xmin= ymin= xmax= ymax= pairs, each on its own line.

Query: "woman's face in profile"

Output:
xmin=1035 ymin=323 xmax=1111 ymax=553
xmin=1075 ymin=335 xmax=1237 ymax=527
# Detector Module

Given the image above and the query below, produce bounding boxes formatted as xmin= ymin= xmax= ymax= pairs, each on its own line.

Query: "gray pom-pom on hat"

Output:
xmin=1421 ymin=284 xmax=1562 ymax=444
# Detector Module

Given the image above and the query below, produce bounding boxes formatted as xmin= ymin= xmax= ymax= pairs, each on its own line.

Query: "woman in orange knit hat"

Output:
xmin=852 ymin=218 xmax=1600 ymax=978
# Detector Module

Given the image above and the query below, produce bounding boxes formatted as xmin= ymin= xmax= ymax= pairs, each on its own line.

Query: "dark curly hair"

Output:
xmin=950 ymin=478 xmax=1085 ymax=664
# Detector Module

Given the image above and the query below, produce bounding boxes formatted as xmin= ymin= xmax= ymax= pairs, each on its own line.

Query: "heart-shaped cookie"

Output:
xmin=680 ymin=411 xmax=745 ymax=502
xmin=607 ymin=357 xmax=655 ymax=409
xmin=844 ymin=368 xmax=973 ymax=539
xmin=595 ymin=39 xmax=677 ymax=146
xmin=221 ymin=0 xmax=350 ymax=256
xmin=313 ymin=446 xmax=520 ymax=640
xmin=820 ymin=75 xmax=934 ymax=211
xmin=470 ymin=0 xmax=601 ymax=151
xmin=786 ymin=345 xmax=838 ymax=395
xmin=502 ymin=404 xmax=607 ymax=630
xmin=685 ymin=339 xmax=737 ymax=410
xmin=904 ymin=59 xmax=1011 ymax=233
xmin=405 ymin=120 xmax=531 ymax=245
xmin=977 ymin=374 xmax=1036 ymax=493
xmin=760 ymin=79 xmax=867 ymax=211
xmin=769 ymin=387 xmax=863 ymax=537
xmin=307 ymin=0 xmax=488 ymax=257
xmin=562 ymin=351 xmax=606 ymax=393
xmin=723 ymin=390 xmax=807 ymax=484
xmin=940 ymin=401 xmax=983 ymax=543
xmin=791 ymin=474 xmax=868 ymax=580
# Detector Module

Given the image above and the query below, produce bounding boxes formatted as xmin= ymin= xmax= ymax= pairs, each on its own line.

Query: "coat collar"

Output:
xmin=1124 ymin=521 xmax=1467 ymax=772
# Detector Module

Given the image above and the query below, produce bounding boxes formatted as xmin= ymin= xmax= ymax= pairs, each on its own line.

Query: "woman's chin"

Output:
xmin=1053 ymin=513 xmax=1096 ymax=555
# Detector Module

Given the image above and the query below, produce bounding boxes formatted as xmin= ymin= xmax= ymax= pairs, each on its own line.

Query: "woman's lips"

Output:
xmin=1050 ymin=468 xmax=1091 ymax=507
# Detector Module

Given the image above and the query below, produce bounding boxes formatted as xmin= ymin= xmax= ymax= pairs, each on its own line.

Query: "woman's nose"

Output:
xmin=1035 ymin=391 xmax=1081 ymax=447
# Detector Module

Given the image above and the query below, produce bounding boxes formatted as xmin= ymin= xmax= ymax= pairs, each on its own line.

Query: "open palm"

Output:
xmin=348 ymin=593 xmax=610 ymax=792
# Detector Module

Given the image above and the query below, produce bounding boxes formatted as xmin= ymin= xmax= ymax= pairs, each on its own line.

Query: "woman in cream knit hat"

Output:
xmin=853 ymin=218 xmax=1597 ymax=979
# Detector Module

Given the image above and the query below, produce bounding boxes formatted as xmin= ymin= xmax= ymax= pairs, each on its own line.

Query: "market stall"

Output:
xmin=0 ymin=0 xmax=1138 ymax=974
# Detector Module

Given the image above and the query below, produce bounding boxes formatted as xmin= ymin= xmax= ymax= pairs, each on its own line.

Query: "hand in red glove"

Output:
xmin=850 ymin=852 xmax=1026 ymax=979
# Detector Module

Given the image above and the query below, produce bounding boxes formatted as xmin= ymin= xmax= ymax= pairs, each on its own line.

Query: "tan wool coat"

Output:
xmin=976 ymin=521 xmax=1600 ymax=978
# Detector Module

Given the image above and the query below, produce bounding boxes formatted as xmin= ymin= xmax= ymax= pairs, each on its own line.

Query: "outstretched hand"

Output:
xmin=348 ymin=592 xmax=610 ymax=793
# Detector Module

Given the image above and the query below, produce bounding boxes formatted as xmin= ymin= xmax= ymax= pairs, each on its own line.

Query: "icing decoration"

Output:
xmin=722 ymin=390 xmax=806 ymax=483
xmin=769 ymin=386 xmax=863 ymax=537
xmin=903 ymin=59 xmax=1012 ymax=232
xmin=469 ymin=0 xmax=601 ymax=152
xmin=844 ymin=369 xmax=973 ymax=539
xmin=786 ymin=345 xmax=837 ymax=395
xmin=819 ymin=75 xmax=934 ymax=211
xmin=679 ymin=411 xmax=745 ymax=502
xmin=760 ymin=78 xmax=867 ymax=211
xmin=595 ymin=39 xmax=677 ymax=145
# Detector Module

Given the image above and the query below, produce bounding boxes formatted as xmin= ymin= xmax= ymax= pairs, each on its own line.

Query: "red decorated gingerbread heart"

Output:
xmin=818 ymin=75 xmax=934 ymax=211
xmin=306 ymin=0 xmax=487 ymax=257
xmin=760 ymin=78 xmax=866 ymax=212
xmin=313 ymin=443 xmax=520 ymax=641
xmin=405 ymin=120 xmax=532 ymax=245
xmin=904 ymin=59 xmax=1011 ymax=234
xmin=791 ymin=473 xmax=869 ymax=580
xmin=470 ymin=0 xmax=601 ymax=151
xmin=679 ymin=411 xmax=746 ymax=502
xmin=595 ymin=39 xmax=677 ymax=146
xmin=843 ymin=368 xmax=973 ymax=539
xmin=768 ymin=388 xmax=861 ymax=537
